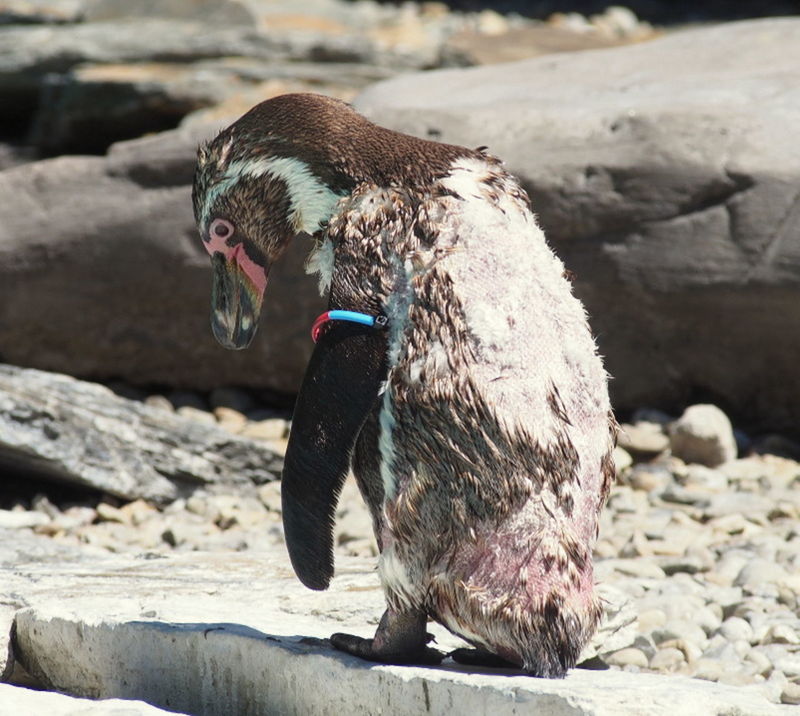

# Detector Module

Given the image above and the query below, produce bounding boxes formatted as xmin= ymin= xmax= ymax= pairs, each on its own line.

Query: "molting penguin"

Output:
xmin=192 ymin=93 xmax=616 ymax=677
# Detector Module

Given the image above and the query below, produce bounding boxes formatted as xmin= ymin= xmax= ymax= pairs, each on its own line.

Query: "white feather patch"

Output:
xmin=379 ymin=545 xmax=420 ymax=609
xmin=201 ymin=156 xmax=341 ymax=234
xmin=304 ymin=237 xmax=335 ymax=296
xmin=378 ymin=389 xmax=398 ymax=501
xmin=377 ymin=252 xmax=414 ymax=501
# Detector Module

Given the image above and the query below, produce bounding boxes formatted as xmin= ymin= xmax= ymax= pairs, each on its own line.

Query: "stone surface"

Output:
xmin=618 ymin=421 xmax=670 ymax=458
xmin=0 ymin=1 xmax=471 ymax=151
xmin=0 ymin=684 xmax=185 ymax=715
xmin=0 ymin=364 xmax=282 ymax=501
xmin=2 ymin=550 xmax=783 ymax=716
xmin=354 ymin=18 xmax=800 ymax=435
xmin=668 ymin=404 xmax=738 ymax=467
xmin=0 ymin=126 xmax=325 ymax=391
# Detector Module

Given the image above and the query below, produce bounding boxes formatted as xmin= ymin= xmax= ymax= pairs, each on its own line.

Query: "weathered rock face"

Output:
xmin=0 ymin=125 xmax=325 ymax=391
xmin=0 ymin=0 xmax=659 ymax=156
xmin=2 ymin=17 xmax=798 ymax=434
xmin=354 ymin=18 xmax=800 ymax=434
xmin=0 ymin=365 xmax=283 ymax=502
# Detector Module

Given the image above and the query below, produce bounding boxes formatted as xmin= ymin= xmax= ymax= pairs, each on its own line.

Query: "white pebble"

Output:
xmin=717 ymin=616 xmax=755 ymax=644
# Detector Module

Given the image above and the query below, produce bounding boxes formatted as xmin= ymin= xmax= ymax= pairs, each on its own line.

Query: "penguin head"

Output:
xmin=192 ymin=95 xmax=359 ymax=349
xmin=192 ymin=93 xmax=474 ymax=350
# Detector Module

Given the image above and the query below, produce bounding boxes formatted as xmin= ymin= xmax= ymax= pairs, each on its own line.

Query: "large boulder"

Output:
xmin=354 ymin=18 xmax=800 ymax=434
xmin=0 ymin=124 xmax=325 ymax=392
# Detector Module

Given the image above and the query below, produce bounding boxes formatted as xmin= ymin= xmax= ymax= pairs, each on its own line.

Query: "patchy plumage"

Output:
xmin=192 ymin=93 xmax=616 ymax=677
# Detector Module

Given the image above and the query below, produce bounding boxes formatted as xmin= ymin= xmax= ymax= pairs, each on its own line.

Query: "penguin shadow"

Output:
xmin=126 ymin=620 xmax=606 ymax=680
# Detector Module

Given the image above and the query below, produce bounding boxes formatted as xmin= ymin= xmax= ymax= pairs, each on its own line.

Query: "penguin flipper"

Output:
xmin=281 ymin=322 xmax=386 ymax=590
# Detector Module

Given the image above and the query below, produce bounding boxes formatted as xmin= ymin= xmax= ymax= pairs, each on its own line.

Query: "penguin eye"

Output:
xmin=210 ymin=218 xmax=235 ymax=241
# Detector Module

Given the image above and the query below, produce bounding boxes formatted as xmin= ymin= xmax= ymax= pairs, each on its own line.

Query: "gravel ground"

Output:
xmin=2 ymin=391 xmax=799 ymax=706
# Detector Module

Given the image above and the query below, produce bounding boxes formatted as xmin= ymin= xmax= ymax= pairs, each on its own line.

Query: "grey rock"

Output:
xmin=0 ymin=510 xmax=49 ymax=528
xmin=354 ymin=18 xmax=800 ymax=435
xmin=29 ymin=61 xmax=234 ymax=155
xmin=143 ymin=395 xmax=174 ymax=412
xmin=717 ymin=617 xmax=755 ymax=644
xmin=682 ymin=465 xmax=729 ymax=493
xmin=648 ymin=646 xmax=685 ymax=671
xmin=4 ymin=549 xmax=786 ymax=716
xmin=603 ymin=646 xmax=648 ymax=669
xmin=700 ymin=493 xmax=775 ymax=520
xmin=30 ymin=56 xmax=397 ymax=155
xmin=734 ymin=560 xmax=791 ymax=590
xmin=669 ymin=405 xmax=738 ymax=468
xmin=693 ymin=658 xmax=724 ymax=682
xmin=0 ymin=0 xmax=85 ymax=24
xmin=628 ymin=464 xmax=671 ymax=492
xmin=612 ymin=446 xmax=632 ymax=475
xmin=0 ymin=684 xmax=186 ymax=715
xmin=84 ymin=0 xmax=254 ymax=24
xmin=781 ymin=682 xmax=800 ymax=706
xmin=0 ymin=364 xmax=282 ymax=502
xmin=618 ymin=421 xmax=670 ymax=457
xmin=0 ymin=10 xmax=455 ymax=145
xmin=0 ymin=126 xmax=325 ymax=391
xmin=652 ymin=620 xmax=708 ymax=649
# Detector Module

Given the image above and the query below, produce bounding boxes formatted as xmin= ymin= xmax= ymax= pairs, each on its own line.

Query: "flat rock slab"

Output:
xmin=2 ymin=545 xmax=783 ymax=716
xmin=354 ymin=17 xmax=800 ymax=434
xmin=0 ymin=684 xmax=185 ymax=716
xmin=0 ymin=364 xmax=282 ymax=501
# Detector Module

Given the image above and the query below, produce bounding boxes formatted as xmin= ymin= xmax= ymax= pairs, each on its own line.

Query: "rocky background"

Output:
xmin=1 ymin=0 xmax=800 ymax=712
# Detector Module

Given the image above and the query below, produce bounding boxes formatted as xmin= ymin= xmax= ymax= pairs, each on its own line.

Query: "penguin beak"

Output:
xmin=210 ymin=250 xmax=268 ymax=350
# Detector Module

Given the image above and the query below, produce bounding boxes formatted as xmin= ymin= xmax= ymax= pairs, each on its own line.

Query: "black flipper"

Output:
xmin=281 ymin=321 xmax=387 ymax=590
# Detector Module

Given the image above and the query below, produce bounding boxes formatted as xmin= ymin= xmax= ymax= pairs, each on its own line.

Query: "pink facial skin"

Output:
xmin=204 ymin=218 xmax=268 ymax=295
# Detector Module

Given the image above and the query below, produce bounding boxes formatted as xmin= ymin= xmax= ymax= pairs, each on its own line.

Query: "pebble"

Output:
xmin=618 ymin=422 xmax=670 ymax=457
xmin=0 ymin=510 xmax=49 ymax=529
xmin=717 ymin=617 xmax=754 ymax=644
xmin=764 ymin=623 xmax=800 ymax=645
xmin=682 ymin=464 xmax=729 ymax=493
xmin=781 ymin=682 xmax=800 ymax=706
xmin=627 ymin=464 xmax=671 ymax=492
xmin=143 ymin=394 xmax=174 ymax=412
xmin=649 ymin=647 xmax=685 ymax=671
xmin=176 ymin=405 xmax=216 ymax=425
xmin=96 ymin=503 xmax=128 ymax=524
xmin=612 ymin=446 xmax=633 ymax=475
xmin=668 ymin=403 xmax=737 ymax=467
xmin=734 ymin=559 xmax=789 ymax=589
xmin=604 ymin=647 xmax=649 ymax=669
xmin=241 ymin=419 xmax=288 ymax=441
xmin=213 ymin=406 xmax=248 ymax=434
xmin=692 ymin=658 xmax=723 ymax=682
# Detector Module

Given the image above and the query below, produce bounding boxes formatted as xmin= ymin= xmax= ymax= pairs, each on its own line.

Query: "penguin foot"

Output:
xmin=449 ymin=647 xmax=518 ymax=669
xmin=330 ymin=608 xmax=444 ymax=666
xmin=330 ymin=632 xmax=444 ymax=665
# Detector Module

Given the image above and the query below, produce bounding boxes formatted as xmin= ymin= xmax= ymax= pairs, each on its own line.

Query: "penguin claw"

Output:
xmin=330 ymin=632 xmax=444 ymax=666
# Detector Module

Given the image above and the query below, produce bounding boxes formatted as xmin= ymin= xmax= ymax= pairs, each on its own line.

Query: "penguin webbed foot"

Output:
xmin=330 ymin=609 xmax=444 ymax=666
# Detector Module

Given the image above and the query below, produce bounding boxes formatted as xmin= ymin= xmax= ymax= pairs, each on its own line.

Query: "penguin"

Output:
xmin=192 ymin=93 xmax=616 ymax=677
